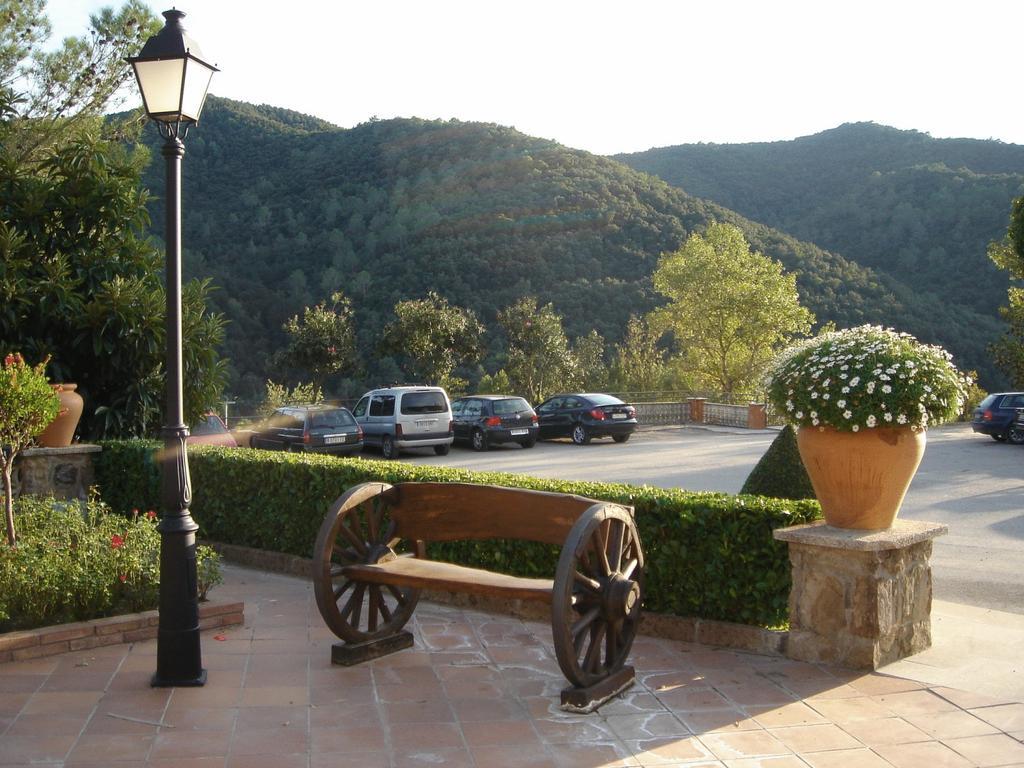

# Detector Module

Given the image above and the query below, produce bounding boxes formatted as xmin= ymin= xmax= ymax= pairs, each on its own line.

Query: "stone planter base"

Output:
xmin=774 ymin=520 xmax=947 ymax=669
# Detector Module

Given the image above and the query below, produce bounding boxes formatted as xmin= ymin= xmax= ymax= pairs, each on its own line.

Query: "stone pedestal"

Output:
xmin=11 ymin=445 xmax=101 ymax=502
xmin=774 ymin=520 xmax=947 ymax=669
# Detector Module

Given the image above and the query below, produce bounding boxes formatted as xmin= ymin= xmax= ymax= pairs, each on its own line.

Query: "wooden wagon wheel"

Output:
xmin=313 ymin=482 xmax=422 ymax=643
xmin=551 ymin=503 xmax=644 ymax=689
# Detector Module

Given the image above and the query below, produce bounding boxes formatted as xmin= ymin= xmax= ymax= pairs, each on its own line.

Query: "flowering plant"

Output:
xmin=766 ymin=325 xmax=970 ymax=433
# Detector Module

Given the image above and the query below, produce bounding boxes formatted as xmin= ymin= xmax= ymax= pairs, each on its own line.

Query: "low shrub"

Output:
xmin=95 ymin=441 xmax=820 ymax=627
xmin=0 ymin=495 xmax=222 ymax=632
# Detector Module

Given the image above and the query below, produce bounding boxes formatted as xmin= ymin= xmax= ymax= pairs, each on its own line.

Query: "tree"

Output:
xmin=988 ymin=197 xmax=1024 ymax=386
xmin=476 ymin=369 xmax=512 ymax=394
xmin=380 ymin=292 xmax=483 ymax=390
xmin=608 ymin=315 xmax=667 ymax=395
xmin=498 ymin=298 xmax=578 ymax=403
xmin=573 ymin=330 xmax=607 ymax=392
xmin=276 ymin=292 xmax=357 ymax=390
xmin=0 ymin=127 xmax=227 ymax=438
xmin=1 ymin=0 xmax=159 ymax=166
xmin=0 ymin=353 xmax=59 ymax=546
xmin=650 ymin=222 xmax=814 ymax=396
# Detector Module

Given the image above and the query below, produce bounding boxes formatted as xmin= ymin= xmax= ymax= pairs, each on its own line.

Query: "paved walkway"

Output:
xmin=0 ymin=564 xmax=1022 ymax=767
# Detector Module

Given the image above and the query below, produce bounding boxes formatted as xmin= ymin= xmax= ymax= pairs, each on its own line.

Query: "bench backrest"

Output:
xmin=387 ymin=482 xmax=618 ymax=546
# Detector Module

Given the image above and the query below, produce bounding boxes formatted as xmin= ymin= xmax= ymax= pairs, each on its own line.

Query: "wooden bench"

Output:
xmin=312 ymin=481 xmax=645 ymax=712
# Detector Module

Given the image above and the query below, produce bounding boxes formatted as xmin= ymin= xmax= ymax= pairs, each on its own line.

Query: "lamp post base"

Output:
xmin=152 ymin=669 xmax=207 ymax=688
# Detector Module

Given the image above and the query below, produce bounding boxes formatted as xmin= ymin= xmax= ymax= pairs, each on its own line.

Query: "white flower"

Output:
xmin=866 ymin=415 xmax=877 ymax=427
xmin=822 ymin=393 xmax=830 ymax=400
xmin=866 ymin=381 xmax=875 ymax=393
xmin=849 ymin=376 xmax=860 ymax=387
xmin=786 ymin=400 xmax=794 ymax=411
xmin=897 ymin=413 xmax=908 ymax=424
xmin=837 ymin=399 xmax=846 ymax=408
xmin=843 ymin=410 xmax=852 ymax=419
xmin=884 ymin=412 xmax=893 ymax=422
xmin=811 ymin=391 xmax=818 ymax=399
xmin=795 ymin=411 xmax=803 ymax=419
xmin=881 ymin=384 xmax=892 ymax=393
xmin=842 ymin=386 xmax=850 ymax=393
xmin=852 ymin=424 xmax=860 ymax=432
xmin=812 ymin=418 xmax=819 ymax=426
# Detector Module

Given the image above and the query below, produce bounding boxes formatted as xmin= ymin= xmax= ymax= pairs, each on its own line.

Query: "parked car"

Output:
xmin=351 ymin=386 xmax=453 ymax=460
xmin=249 ymin=405 xmax=363 ymax=455
xmin=970 ymin=392 xmax=1024 ymax=441
xmin=187 ymin=412 xmax=237 ymax=447
xmin=535 ymin=393 xmax=638 ymax=445
xmin=451 ymin=395 xmax=538 ymax=451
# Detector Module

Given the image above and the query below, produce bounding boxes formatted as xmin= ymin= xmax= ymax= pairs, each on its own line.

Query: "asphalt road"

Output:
xmin=402 ymin=423 xmax=1024 ymax=614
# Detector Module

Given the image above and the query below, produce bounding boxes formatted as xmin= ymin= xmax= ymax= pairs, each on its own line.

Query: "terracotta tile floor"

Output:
xmin=0 ymin=564 xmax=1021 ymax=767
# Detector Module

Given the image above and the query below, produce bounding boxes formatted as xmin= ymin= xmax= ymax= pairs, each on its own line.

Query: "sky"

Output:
xmin=47 ymin=0 xmax=1023 ymax=156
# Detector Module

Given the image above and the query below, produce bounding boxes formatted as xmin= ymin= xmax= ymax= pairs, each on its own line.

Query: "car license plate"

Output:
xmin=324 ymin=435 xmax=344 ymax=445
xmin=510 ymin=429 xmax=528 ymax=436
xmin=612 ymin=413 xmax=627 ymax=419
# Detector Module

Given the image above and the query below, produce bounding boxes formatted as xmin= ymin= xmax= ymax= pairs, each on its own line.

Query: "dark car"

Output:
xmin=971 ymin=392 xmax=1024 ymax=441
xmin=1009 ymin=409 xmax=1024 ymax=445
xmin=249 ymin=405 xmax=363 ymax=455
xmin=187 ymin=412 xmax=237 ymax=447
xmin=535 ymin=393 xmax=638 ymax=445
xmin=451 ymin=395 xmax=538 ymax=451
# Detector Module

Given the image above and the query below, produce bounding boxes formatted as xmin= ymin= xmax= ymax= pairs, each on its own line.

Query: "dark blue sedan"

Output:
xmin=536 ymin=393 xmax=638 ymax=445
xmin=971 ymin=392 xmax=1024 ymax=441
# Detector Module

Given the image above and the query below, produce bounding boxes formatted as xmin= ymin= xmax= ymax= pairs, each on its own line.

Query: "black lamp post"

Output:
xmin=127 ymin=9 xmax=218 ymax=688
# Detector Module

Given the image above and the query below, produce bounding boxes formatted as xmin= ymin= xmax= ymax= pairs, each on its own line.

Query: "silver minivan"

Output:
xmin=351 ymin=386 xmax=453 ymax=460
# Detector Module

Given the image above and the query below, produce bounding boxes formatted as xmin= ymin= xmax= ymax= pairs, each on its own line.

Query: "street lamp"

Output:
xmin=127 ymin=9 xmax=218 ymax=688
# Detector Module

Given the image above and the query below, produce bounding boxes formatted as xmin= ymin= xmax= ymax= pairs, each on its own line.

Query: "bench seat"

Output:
xmin=342 ymin=558 xmax=554 ymax=603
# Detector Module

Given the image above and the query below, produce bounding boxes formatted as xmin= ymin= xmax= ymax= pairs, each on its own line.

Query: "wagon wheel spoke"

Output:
xmin=571 ymin=606 xmax=600 ymax=641
xmin=609 ymin=519 xmax=625 ymax=573
xmin=340 ymin=582 xmax=366 ymax=622
xmin=582 ymin=622 xmax=607 ymax=673
xmin=367 ymin=586 xmax=381 ymax=632
xmin=385 ymin=583 xmax=409 ymax=606
xmin=333 ymin=579 xmax=355 ymax=601
xmin=621 ymin=557 xmax=638 ymax=579
xmin=336 ymin=518 xmax=368 ymax=556
xmin=573 ymin=570 xmax=601 ymax=593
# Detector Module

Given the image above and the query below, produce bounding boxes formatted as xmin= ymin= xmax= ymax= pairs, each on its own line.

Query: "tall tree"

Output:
xmin=988 ymin=197 xmax=1024 ymax=386
xmin=0 ymin=0 xmax=159 ymax=165
xmin=379 ymin=292 xmax=482 ymax=390
xmin=498 ymin=298 xmax=578 ymax=403
xmin=275 ymin=292 xmax=357 ymax=390
xmin=608 ymin=315 xmax=667 ymax=395
xmin=573 ymin=330 xmax=607 ymax=392
xmin=650 ymin=222 xmax=814 ymax=396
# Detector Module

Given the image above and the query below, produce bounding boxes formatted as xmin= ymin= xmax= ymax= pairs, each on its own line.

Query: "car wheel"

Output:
xmin=520 ymin=437 xmax=536 ymax=449
xmin=992 ymin=433 xmax=1007 ymax=442
xmin=288 ymin=444 xmax=304 ymax=453
xmin=571 ymin=424 xmax=591 ymax=445
xmin=381 ymin=435 xmax=400 ymax=460
xmin=1008 ymin=426 xmax=1024 ymax=445
xmin=434 ymin=444 xmax=450 ymax=456
xmin=471 ymin=429 xmax=488 ymax=452
xmin=613 ymin=434 xmax=631 ymax=444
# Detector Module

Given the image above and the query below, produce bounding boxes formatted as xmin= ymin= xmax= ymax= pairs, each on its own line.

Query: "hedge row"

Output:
xmin=95 ymin=441 xmax=821 ymax=627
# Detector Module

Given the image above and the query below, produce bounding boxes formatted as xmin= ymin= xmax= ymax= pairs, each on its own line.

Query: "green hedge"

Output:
xmin=95 ymin=441 xmax=821 ymax=627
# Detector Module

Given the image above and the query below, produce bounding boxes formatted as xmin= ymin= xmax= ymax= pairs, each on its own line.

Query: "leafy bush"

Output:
xmin=96 ymin=441 xmax=820 ymax=626
xmin=740 ymin=425 xmax=816 ymax=501
xmin=0 ymin=495 xmax=222 ymax=632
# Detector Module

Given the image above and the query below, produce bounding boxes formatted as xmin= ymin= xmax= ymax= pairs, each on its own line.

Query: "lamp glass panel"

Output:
xmin=179 ymin=58 xmax=215 ymax=122
xmin=132 ymin=59 xmax=186 ymax=118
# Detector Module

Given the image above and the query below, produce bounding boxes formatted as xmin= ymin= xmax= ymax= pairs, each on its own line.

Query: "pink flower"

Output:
xmin=119 ymin=574 xmax=127 ymax=583
xmin=110 ymin=534 xmax=125 ymax=549
xmin=146 ymin=510 xmax=157 ymax=520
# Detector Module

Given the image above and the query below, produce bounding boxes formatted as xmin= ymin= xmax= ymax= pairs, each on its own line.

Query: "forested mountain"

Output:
xmin=138 ymin=100 xmax=1005 ymax=398
xmin=616 ymin=123 xmax=1024 ymax=383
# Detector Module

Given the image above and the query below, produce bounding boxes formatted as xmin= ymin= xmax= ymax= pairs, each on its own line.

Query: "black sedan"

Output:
xmin=249 ymin=405 xmax=363 ymax=455
xmin=535 ymin=393 xmax=638 ymax=445
xmin=451 ymin=395 xmax=538 ymax=451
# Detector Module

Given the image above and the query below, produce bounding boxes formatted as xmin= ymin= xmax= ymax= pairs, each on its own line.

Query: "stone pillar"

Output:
xmin=687 ymin=397 xmax=705 ymax=424
xmin=747 ymin=403 xmax=767 ymax=429
xmin=773 ymin=520 xmax=947 ymax=669
xmin=11 ymin=445 xmax=101 ymax=501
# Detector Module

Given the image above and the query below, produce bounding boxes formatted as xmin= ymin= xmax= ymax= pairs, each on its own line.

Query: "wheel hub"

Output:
xmin=602 ymin=574 xmax=640 ymax=620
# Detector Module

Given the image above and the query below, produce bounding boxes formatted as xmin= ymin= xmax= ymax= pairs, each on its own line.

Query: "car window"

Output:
xmin=1004 ymin=394 xmax=1024 ymax=408
xmin=191 ymin=414 xmax=226 ymax=435
xmin=563 ymin=397 xmax=583 ymax=409
xmin=493 ymin=398 xmax=531 ymax=415
xmin=538 ymin=398 xmax=561 ymax=412
xmin=352 ymin=397 xmax=369 ymax=417
xmin=310 ymin=410 xmax=355 ymax=429
xmin=370 ymin=395 xmax=395 ymax=417
xmin=401 ymin=391 xmax=447 ymax=414
xmin=463 ymin=400 xmax=483 ymax=417
xmin=586 ymin=394 xmax=624 ymax=406
xmin=451 ymin=400 xmax=465 ymax=416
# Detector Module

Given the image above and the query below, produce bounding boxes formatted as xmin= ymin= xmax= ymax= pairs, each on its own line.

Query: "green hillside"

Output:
xmin=139 ymin=101 xmax=1002 ymax=397
xmin=616 ymin=123 xmax=1024 ymax=384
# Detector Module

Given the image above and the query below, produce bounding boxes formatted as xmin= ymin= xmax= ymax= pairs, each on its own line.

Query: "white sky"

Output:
xmin=47 ymin=0 xmax=1023 ymax=155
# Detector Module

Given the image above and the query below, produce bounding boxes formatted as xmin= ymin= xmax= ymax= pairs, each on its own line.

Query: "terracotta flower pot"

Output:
xmin=36 ymin=383 xmax=84 ymax=448
xmin=796 ymin=425 xmax=926 ymax=529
